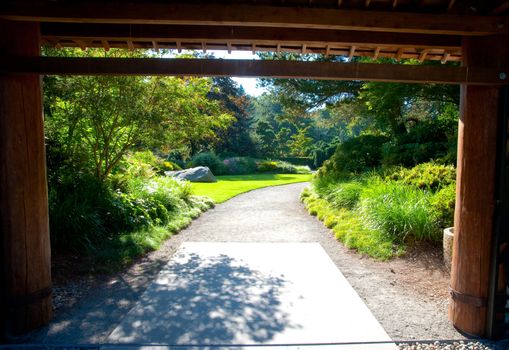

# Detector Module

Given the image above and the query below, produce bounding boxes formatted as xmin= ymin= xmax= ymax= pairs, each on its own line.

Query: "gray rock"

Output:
xmin=165 ymin=166 xmax=217 ymax=182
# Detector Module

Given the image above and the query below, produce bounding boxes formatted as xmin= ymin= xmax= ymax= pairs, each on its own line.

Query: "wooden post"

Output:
xmin=0 ymin=20 xmax=52 ymax=337
xmin=449 ymin=36 xmax=509 ymax=337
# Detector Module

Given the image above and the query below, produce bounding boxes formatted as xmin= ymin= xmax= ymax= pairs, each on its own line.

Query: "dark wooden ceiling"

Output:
xmin=1 ymin=0 xmax=509 ymax=63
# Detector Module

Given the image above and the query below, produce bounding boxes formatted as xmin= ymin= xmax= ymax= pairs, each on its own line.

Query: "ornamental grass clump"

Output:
xmin=357 ymin=180 xmax=440 ymax=242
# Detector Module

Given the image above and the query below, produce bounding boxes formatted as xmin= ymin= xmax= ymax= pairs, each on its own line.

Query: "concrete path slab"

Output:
xmin=108 ymin=242 xmax=396 ymax=350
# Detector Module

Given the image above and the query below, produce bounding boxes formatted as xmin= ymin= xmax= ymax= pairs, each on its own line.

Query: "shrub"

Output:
xmin=223 ymin=157 xmax=258 ymax=175
xmin=382 ymin=106 xmax=458 ymax=167
xmin=430 ymin=183 xmax=456 ymax=228
xmin=257 ymin=160 xmax=311 ymax=174
xmin=121 ymin=151 xmax=159 ymax=179
xmin=386 ymin=162 xmax=456 ymax=191
xmin=162 ymin=160 xmax=182 ymax=171
xmin=49 ymin=173 xmax=111 ymax=252
xmin=187 ymin=152 xmax=228 ymax=175
xmin=318 ymin=134 xmax=390 ymax=178
xmin=279 ymin=157 xmax=313 ymax=167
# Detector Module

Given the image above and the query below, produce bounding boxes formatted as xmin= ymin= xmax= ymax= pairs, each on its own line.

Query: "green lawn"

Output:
xmin=191 ymin=173 xmax=312 ymax=203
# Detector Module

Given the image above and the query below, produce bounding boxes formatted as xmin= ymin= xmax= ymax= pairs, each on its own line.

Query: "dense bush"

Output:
xmin=49 ymin=173 xmax=111 ymax=252
xmin=382 ymin=107 xmax=458 ymax=167
xmin=318 ymin=134 xmax=390 ymax=178
xmin=257 ymin=160 xmax=311 ymax=174
xmin=48 ymin=149 xmax=214 ymax=268
xmin=279 ymin=157 xmax=313 ymax=167
xmin=185 ymin=153 xmax=311 ymax=175
xmin=430 ymin=183 xmax=456 ymax=228
xmin=223 ymin=157 xmax=258 ymax=175
xmin=187 ymin=152 xmax=228 ymax=175
xmin=386 ymin=162 xmax=456 ymax=191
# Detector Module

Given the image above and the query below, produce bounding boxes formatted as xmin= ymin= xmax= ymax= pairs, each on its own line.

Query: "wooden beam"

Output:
xmin=441 ymin=52 xmax=451 ymax=64
xmin=40 ymin=23 xmax=463 ymax=50
xmin=492 ymin=1 xmax=509 ymax=14
xmin=373 ymin=46 xmax=381 ymax=59
xmin=0 ymin=21 xmax=52 ymax=336
xmin=419 ymin=49 xmax=429 ymax=62
xmin=395 ymin=47 xmax=404 ymax=61
xmin=348 ymin=46 xmax=356 ymax=60
xmin=2 ymin=3 xmax=508 ymax=36
xmin=1 ymin=57 xmax=507 ymax=85
xmin=101 ymin=39 xmax=110 ymax=51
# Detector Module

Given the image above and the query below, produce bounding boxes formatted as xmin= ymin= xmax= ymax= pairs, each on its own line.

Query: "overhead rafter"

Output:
xmin=492 ymin=1 xmax=509 ymax=14
xmin=40 ymin=23 xmax=462 ymax=49
xmin=2 ymin=3 xmax=509 ymax=36
xmin=1 ymin=57 xmax=507 ymax=86
xmin=39 ymin=23 xmax=463 ymax=62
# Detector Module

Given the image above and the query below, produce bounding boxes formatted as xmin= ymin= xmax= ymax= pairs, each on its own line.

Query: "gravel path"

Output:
xmin=20 ymin=183 xmax=508 ymax=349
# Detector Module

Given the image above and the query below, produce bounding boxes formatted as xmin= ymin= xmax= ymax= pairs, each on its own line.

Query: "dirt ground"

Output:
xmin=24 ymin=182 xmax=463 ymax=344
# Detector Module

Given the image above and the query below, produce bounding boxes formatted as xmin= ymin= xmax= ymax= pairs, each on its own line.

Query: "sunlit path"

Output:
xmin=108 ymin=242 xmax=395 ymax=349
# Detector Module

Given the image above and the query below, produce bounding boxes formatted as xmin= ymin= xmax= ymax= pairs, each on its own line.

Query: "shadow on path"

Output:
xmin=110 ymin=252 xmax=299 ymax=344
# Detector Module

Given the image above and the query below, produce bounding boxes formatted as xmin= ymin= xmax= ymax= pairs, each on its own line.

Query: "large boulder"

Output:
xmin=165 ymin=166 xmax=217 ymax=183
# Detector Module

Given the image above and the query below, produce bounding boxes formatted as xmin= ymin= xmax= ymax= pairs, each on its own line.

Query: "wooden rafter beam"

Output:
xmin=373 ymin=47 xmax=381 ymax=59
xmin=492 ymin=1 xmax=509 ymax=14
xmin=2 ymin=3 xmax=509 ymax=36
xmin=101 ymin=40 xmax=110 ymax=51
xmin=40 ymin=23 xmax=462 ymax=50
xmin=0 ymin=57 xmax=507 ymax=85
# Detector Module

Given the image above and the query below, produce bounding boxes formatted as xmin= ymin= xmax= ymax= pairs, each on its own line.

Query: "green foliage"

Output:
xmin=306 ymin=160 xmax=457 ymax=259
xmin=162 ymin=160 xmax=183 ymax=171
xmin=48 ymin=173 xmax=110 ymax=252
xmin=223 ymin=157 xmax=258 ymax=175
xmin=386 ymin=162 xmax=456 ymax=191
xmin=300 ymin=187 xmax=399 ymax=260
xmin=44 ymin=49 xmax=233 ymax=182
xmin=208 ymin=78 xmax=256 ymax=156
xmin=358 ymin=180 xmax=440 ymax=242
xmin=187 ymin=152 xmax=228 ymax=175
xmin=381 ymin=105 xmax=459 ymax=167
xmin=430 ymin=184 xmax=456 ymax=229
xmin=48 ymin=146 xmax=214 ymax=271
xmin=279 ymin=157 xmax=313 ymax=167
xmin=319 ymin=134 xmax=390 ymax=177
xmin=324 ymin=181 xmax=365 ymax=210
xmin=257 ymin=160 xmax=311 ymax=174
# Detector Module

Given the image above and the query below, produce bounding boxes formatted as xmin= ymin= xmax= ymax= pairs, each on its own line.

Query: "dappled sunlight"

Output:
xmin=110 ymin=252 xmax=300 ymax=344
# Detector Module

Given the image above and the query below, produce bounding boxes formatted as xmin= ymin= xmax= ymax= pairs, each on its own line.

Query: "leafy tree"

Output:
xmin=289 ymin=127 xmax=313 ymax=157
xmin=255 ymin=120 xmax=277 ymax=157
xmin=207 ymin=78 xmax=255 ymax=156
xmin=44 ymin=50 xmax=233 ymax=181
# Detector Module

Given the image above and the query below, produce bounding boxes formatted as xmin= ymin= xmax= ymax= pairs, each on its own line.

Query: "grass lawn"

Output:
xmin=192 ymin=173 xmax=312 ymax=203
